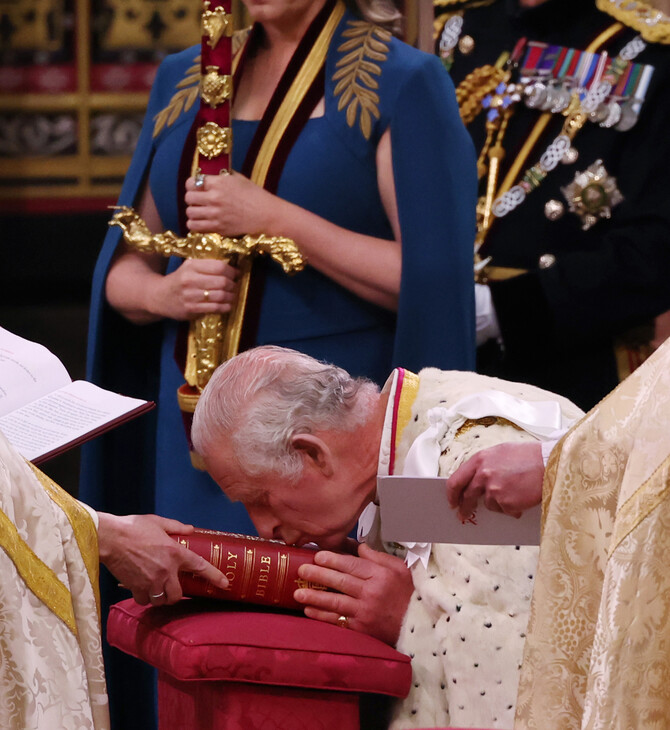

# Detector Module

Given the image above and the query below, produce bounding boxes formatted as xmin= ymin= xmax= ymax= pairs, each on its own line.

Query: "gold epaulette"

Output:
xmin=597 ymin=0 xmax=670 ymax=44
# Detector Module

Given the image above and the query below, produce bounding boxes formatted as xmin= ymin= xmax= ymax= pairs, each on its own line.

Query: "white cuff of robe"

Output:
xmin=475 ymin=283 xmax=502 ymax=346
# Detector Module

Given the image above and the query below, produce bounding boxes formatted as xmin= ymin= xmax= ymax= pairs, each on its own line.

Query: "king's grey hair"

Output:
xmin=192 ymin=346 xmax=379 ymax=481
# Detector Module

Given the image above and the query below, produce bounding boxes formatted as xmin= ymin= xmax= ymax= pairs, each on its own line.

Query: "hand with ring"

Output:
xmin=293 ymin=542 xmax=413 ymax=646
xmin=194 ymin=171 xmax=206 ymax=191
xmin=148 ymin=258 xmax=240 ymax=321
xmin=96 ymin=513 xmax=229 ymax=606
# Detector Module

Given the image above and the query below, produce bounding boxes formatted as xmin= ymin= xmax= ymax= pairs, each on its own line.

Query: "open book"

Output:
xmin=0 ymin=327 xmax=153 ymax=464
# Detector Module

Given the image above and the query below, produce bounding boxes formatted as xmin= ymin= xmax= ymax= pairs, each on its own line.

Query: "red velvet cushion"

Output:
xmin=108 ymin=598 xmax=411 ymax=698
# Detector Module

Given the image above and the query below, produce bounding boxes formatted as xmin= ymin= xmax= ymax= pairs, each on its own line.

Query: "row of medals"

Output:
xmin=520 ymin=72 xmax=638 ymax=132
xmin=442 ymin=17 xmax=644 ymax=133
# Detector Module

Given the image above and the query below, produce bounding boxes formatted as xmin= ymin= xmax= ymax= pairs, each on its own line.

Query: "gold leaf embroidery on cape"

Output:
xmin=333 ymin=20 xmax=391 ymax=140
xmin=153 ymin=56 xmax=201 ymax=138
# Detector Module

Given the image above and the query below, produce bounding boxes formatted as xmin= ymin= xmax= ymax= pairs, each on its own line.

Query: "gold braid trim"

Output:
xmin=334 ymin=20 xmax=391 ymax=140
xmin=153 ymin=56 xmax=201 ymax=137
xmin=597 ymin=0 xmax=670 ymax=44
xmin=394 ymin=370 xmax=420 ymax=456
xmin=0 ymin=485 xmax=78 ymax=636
xmin=610 ymin=451 xmax=670 ymax=556
xmin=455 ymin=415 xmax=523 ymax=439
xmin=456 ymin=64 xmax=507 ymax=124
xmin=29 ymin=464 xmax=101 ymax=622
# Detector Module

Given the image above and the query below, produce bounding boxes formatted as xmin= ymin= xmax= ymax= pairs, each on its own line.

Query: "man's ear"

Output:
xmin=290 ymin=433 xmax=334 ymax=477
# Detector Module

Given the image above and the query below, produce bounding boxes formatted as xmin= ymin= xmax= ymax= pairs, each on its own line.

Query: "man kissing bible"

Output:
xmin=191 ymin=344 xmax=581 ymax=729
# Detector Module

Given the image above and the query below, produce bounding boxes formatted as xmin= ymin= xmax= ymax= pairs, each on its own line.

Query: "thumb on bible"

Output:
xmin=97 ymin=512 xmax=228 ymax=605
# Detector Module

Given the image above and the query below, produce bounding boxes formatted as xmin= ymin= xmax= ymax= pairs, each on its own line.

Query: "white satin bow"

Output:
xmin=403 ymin=389 xmax=569 ymax=478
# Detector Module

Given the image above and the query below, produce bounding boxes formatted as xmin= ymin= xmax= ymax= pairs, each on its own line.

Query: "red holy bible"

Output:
xmin=171 ymin=529 xmax=328 ymax=610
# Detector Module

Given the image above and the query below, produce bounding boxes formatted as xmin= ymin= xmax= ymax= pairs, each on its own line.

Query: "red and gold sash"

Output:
xmin=174 ymin=0 xmax=344 ymax=462
xmin=177 ymin=0 xmax=345 ymax=354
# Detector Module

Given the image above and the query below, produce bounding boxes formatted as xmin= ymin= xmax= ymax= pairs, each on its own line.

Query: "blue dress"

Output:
xmin=81 ymin=11 xmax=476 ymax=728
xmin=82 ymin=10 xmax=476 ymax=532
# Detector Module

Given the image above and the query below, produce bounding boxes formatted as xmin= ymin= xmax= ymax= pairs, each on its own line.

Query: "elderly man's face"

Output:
xmin=205 ymin=440 xmax=363 ymax=551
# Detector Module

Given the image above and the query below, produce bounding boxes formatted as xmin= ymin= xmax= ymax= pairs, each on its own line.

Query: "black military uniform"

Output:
xmin=436 ymin=0 xmax=670 ymax=409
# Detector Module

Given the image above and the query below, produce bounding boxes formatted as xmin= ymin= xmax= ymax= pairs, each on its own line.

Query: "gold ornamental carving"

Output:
xmin=102 ymin=0 xmax=201 ymax=51
xmin=201 ymin=66 xmax=233 ymax=107
xmin=202 ymin=1 xmax=233 ymax=48
xmin=0 ymin=0 xmax=63 ymax=51
xmin=197 ymin=122 xmax=231 ymax=158
xmin=109 ymin=206 xmax=305 ymax=390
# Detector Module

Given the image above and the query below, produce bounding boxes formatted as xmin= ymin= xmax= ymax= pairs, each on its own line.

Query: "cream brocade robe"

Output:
xmin=374 ymin=368 xmax=583 ymax=730
xmin=0 ymin=431 xmax=110 ymax=730
xmin=516 ymin=339 xmax=670 ymax=729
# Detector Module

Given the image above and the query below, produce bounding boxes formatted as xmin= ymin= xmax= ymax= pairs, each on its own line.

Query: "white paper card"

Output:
xmin=378 ymin=475 xmax=541 ymax=546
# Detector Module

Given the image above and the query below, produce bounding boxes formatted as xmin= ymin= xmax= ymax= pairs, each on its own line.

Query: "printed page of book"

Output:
xmin=0 ymin=380 xmax=150 ymax=462
xmin=377 ymin=475 xmax=541 ymax=546
xmin=0 ymin=326 xmax=72 ymax=417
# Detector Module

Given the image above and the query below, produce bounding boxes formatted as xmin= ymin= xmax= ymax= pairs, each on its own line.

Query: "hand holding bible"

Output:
xmin=294 ymin=542 xmax=413 ymax=646
xmin=98 ymin=515 xmax=229 ymax=606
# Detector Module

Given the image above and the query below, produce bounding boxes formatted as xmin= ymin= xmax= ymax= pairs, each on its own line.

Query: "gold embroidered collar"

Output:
xmin=597 ymin=0 xmax=670 ymax=43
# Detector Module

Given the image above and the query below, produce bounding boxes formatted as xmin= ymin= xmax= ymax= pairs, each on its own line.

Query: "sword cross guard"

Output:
xmin=110 ymin=205 xmax=305 ymax=390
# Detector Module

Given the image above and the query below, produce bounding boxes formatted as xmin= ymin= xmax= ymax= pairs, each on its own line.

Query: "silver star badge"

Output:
xmin=561 ymin=159 xmax=624 ymax=230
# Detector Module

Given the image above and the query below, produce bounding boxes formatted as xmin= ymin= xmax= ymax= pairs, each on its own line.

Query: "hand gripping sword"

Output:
xmin=109 ymin=0 xmax=304 ymax=466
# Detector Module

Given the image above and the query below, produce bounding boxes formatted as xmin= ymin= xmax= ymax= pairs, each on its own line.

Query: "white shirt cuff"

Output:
xmin=475 ymin=283 xmax=501 ymax=346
